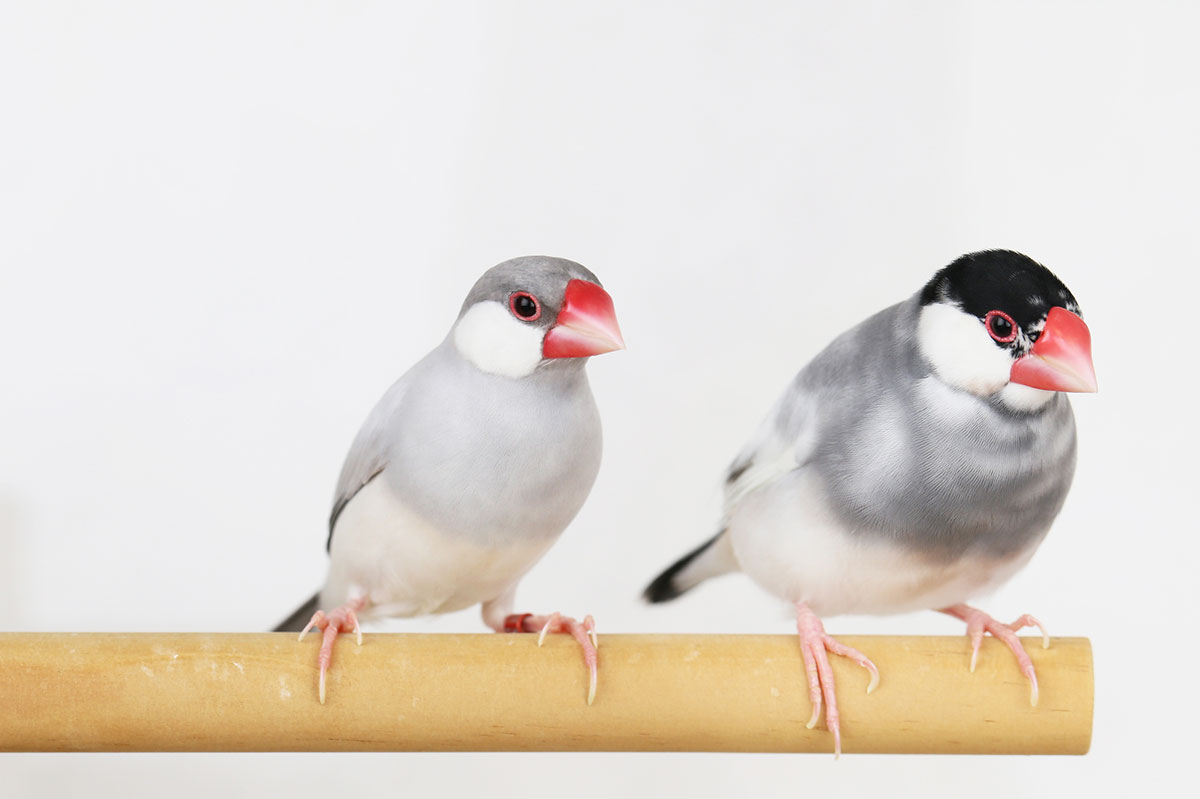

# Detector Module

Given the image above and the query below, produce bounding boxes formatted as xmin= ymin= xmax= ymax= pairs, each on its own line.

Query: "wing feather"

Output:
xmin=326 ymin=376 xmax=410 ymax=551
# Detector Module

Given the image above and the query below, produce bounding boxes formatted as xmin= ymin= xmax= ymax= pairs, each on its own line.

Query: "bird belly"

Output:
xmin=727 ymin=470 xmax=1041 ymax=617
xmin=321 ymin=478 xmax=556 ymax=619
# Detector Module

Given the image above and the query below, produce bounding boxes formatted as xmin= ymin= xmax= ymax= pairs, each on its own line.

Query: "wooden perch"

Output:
xmin=0 ymin=633 xmax=1091 ymax=754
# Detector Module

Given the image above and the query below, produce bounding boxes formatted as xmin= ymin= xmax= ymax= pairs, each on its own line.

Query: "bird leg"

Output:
xmin=298 ymin=596 xmax=367 ymax=704
xmin=795 ymin=602 xmax=880 ymax=757
xmin=939 ymin=603 xmax=1049 ymax=707
xmin=499 ymin=611 xmax=599 ymax=706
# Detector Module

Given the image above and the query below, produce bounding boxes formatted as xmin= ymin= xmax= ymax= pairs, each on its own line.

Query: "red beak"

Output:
xmin=542 ymin=279 xmax=625 ymax=359
xmin=1009 ymin=306 xmax=1098 ymax=393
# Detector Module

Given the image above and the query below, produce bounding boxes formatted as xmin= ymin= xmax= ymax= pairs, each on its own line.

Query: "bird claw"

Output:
xmin=795 ymin=603 xmax=879 ymax=757
xmin=585 ymin=615 xmax=598 ymax=649
xmin=943 ymin=604 xmax=1047 ymax=707
xmin=298 ymin=599 xmax=367 ymax=704
xmin=505 ymin=611 xmax=599 ymax=705
xmin=536 ymin=614 xmax=557 ymax=647
xmin=1011 ymin=613 xmax=1050 ymax=650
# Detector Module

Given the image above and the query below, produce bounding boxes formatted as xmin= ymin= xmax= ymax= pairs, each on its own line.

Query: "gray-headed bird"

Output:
xmin=277 ymin=256 xmax=624 ymax=705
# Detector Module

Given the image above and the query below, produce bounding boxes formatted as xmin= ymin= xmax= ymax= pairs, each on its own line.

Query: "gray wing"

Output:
xmin=644 ymin=301 xmax=917 ymax=603
xmin=643 ymin=329 xmax=827 ymax=602
xmin=325 ymin=375 xmax=410 ymax=551
xmin=722 ymin=375 xmax=818 ymax=513
xmin=722 ymin=298 xmax=919 ymax=514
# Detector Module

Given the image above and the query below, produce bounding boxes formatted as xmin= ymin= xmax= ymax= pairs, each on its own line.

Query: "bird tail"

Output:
xmin=272 ymin=591 xmax=321 ymax=632
xmin=643 ymin=530 xmax=737 ymax=603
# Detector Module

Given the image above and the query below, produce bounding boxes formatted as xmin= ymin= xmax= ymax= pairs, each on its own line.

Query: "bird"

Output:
xmin=644 ymin=250 xmax=1096 ymax=755
xmin=275 ymin=255 xmax=625 ymax=705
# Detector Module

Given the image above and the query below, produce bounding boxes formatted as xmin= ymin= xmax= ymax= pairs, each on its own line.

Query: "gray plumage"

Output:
xmin=325 ymin=337 xmax=601 ymax=553
xmin=731 ymin=295 xmax=1076 ymax=560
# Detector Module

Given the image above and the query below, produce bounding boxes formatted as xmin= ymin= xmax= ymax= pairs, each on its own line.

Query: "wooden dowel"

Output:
xmin=0 ymin=633 xmax=1091 ymax=754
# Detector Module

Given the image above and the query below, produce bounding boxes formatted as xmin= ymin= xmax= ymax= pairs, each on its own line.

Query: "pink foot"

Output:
xmin=298 ymin=597 xmax=367 ymax=704
xmin=795 ymin=602 xmax=880 ymax=757
xmin=940 ymin=603 xmax=1049 ymax=707
xmin=504 ymin=611 xmax=599 ymax=705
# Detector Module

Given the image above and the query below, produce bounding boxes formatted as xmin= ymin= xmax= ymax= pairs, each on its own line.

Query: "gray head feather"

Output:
xmin=458 ymin=256 xmax=601 ymax=330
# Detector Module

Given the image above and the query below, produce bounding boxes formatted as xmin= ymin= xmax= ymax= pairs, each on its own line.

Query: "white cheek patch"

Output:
xmin=916 ymin=303 xmax=1013 ymax=397
xmin=453 ymin=301 xmax=545 ymax=378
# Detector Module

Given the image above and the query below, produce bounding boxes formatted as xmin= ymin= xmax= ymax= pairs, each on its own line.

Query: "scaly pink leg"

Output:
xmin=940 ymin=603 xmax=1050 ymax=707
xmin=298 ymin=596 xmax=367 ymax=704
xmin=503 ymin=612 xmax=599 ymax=705
xmin=795 ymin=602 xmax=880 ymax=757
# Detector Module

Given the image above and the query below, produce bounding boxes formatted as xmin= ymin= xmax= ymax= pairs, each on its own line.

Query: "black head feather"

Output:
xmin=920 ymin=250 xmax=1081 ymax=334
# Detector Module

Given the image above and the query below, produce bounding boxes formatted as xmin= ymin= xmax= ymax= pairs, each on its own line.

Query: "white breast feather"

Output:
xmin=727 ymin=469 xmax=1041 ymax=616
xmin=322 ymin=478 xmax=556 ymax=619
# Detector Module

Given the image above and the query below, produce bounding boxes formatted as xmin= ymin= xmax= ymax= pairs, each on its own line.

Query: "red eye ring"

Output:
xmin=984 ymin=310 xmax=1017 ymax=343
xmin=509 ymin=291 xmax=542 ymax=321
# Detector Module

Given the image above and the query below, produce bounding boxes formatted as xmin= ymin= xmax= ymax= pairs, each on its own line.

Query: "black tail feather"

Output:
xmin=273 ymin=591 xmax=320 ymax=632
xmin=643 ymin=532 xmax=722 ymax=603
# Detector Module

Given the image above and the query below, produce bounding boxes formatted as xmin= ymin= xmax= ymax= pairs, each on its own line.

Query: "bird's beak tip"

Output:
xmin=542 ymin=280 xmax=625 ymax=359
xmin=1010 ymin=307 xmax=1097 ymax=394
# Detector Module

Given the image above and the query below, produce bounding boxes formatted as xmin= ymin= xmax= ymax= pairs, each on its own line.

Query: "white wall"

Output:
xmin=2 ymin=1 xmax=1195 ymax=795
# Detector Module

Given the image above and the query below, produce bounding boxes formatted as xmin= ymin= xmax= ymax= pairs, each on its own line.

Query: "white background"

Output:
xmin=2 ymin=2 xmax=1196 ymax=796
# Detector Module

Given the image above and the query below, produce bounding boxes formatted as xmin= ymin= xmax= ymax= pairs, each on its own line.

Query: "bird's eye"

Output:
xmin=509 ymin=291 xmax=542 ymax=321
xmin=984 ymin=310 xmax=1017 ymax=343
